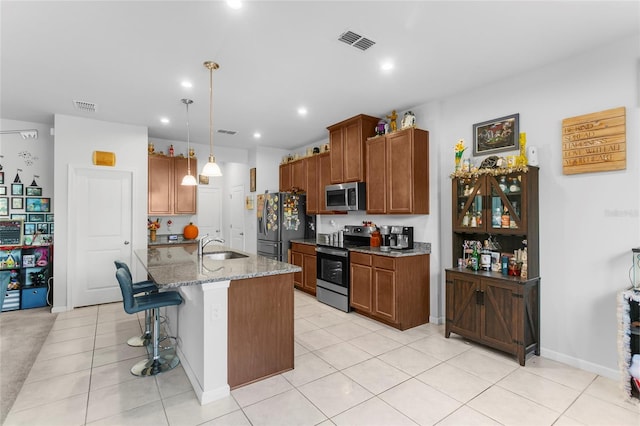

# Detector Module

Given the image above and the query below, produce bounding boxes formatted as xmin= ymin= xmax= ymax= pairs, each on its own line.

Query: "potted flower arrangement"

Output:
xmin=454 ymin=139 xmax=466 ymax=171
xmin=148 ymin=218 xmax=161 ymax=242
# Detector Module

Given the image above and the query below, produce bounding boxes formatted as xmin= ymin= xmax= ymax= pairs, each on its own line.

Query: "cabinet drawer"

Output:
xmin=291 ymin=243 xmax=316 ymax=256
xmin=351 ymin=252 xmax=371 ymax=266
xmin=2 ymin=289 xmax=20 ymax=312
xmin=373 ymin=255 xmax=395 ymax=270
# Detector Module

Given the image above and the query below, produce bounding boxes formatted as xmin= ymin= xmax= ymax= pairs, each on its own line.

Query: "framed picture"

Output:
xmin=198 ymin=174 xmax=209 ymax=185
xmin=24 ymin=223 xmax=35 ymax=235
xmin=11 ymin=213 xmax=27 ymax=221
xmin=473 ymin=113 xmax=520 ymax=155
xmin=49 ymin=223 xmax=54 ymax=234
xmin=12 ymin=197 xmax=23 ymax=210
xmin=36 ymin=223 xmax=49 ymax=234
xmin=0 ymin=197 xmax=7 ymax=216
xmin=25 ymin=197 xmax=50 ymax=212
xmin=11 ymin=183 xmax=23 ymax=196
xmin=26 ymin=186 xmax=42 ymax=196
xmin=29 ymin=213 xmax=45 ymax=222
xmin=0 ymin=186 xmax=5 ymax=196
xmin=0 ymin=172 xmax=3 ymax=184
xmin=250 ymin=168 xmax=256 ymax=192
xmin=46 ymin=214 xmax=54 ymax=222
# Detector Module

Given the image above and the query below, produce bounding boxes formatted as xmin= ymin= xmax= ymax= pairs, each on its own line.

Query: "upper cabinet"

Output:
xmin=328 ymin=114 xmax=380 ymax=183
xmin=366 ymin=127 xmax=429 ymax=214
xmin=148 ymin=156 xmax=197 ymax=215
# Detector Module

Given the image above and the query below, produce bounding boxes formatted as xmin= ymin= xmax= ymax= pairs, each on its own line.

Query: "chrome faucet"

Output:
xmin=198 ymin=234 xmax=225 ymax=255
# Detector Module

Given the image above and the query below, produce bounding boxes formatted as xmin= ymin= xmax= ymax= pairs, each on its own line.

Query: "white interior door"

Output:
xmin=70 ymin=168 xmax=132 ymax=307
xmin=197 ymin=186 xmax=222 ymax=240
xmin=230 ymin=185 xmax=245 ymax=250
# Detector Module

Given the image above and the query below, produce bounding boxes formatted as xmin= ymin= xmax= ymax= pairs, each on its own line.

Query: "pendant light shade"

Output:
xmin=201 ymin=61 xmax=222 ymax=177
xmin=181 ymin=98 xmax=198 ymax=186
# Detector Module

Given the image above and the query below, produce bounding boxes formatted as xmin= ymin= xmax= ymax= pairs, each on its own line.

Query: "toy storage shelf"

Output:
xmin=1 ymin=245 xmax=53 ymax=311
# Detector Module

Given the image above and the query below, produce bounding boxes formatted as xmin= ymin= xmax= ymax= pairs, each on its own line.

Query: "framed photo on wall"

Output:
xmin=12 ymin=197 xmax=23 ymax=210
xmin=26 ymin=186 xmax=42 ymax=196
xmin=0 ymin=197 xmax=7 ymax=216
xmin=11 ymin=183 xmax=23 ymax=196
xmin=10 ymin=213 xmax=27 ymax=221
xmin=0 ymin=187 xmax=5 ymax=196
xmin=36 ymin=223 xmax=49 ymax=234
xmin=29 ymin=213 xmax=45 ymax=222
xmin=473 ymin=113 xmax=519 ymax=155
xmin=26 ymin=197 xmax=50 ymax=212
xmin=24 ymin=223 xmax=35 ymax=235
xmin=0 ymin=172 xmax=4 ymax=184
xmin=250 ymin=168 xmax=256 ymax=192
xmin=46 ymin=214 xmax=54 ymax=222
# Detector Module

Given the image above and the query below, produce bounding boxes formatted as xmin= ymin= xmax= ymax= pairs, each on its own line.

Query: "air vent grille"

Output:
xmin=217 ymin=129 xmax=237 ymax=135
xmin=73 ymin=100 xmax=97 ymax=112
xmin=338 ymin=30 xmax=376 ymax=51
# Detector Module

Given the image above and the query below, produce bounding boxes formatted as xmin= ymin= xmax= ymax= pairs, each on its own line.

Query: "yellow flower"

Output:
xmin=455 ymin=139 xmax=466 ymax=158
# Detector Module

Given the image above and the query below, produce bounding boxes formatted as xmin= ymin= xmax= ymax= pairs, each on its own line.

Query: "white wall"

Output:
xmin=433 ymin=35 xmax=639 ymax=379
xmin=53 ymin=114 xmax=148 ymax=312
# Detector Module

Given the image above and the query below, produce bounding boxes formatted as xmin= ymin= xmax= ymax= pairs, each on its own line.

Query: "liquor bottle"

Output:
xmin=471 ymin=242 xmax=480 ymax=271
xmin=481 ymin=240 xmax=492 ymax=271
xmin=501 ymin=206 xmax=510 ymax=228
xmin=492 ymin=207 xmax=502 ymax=228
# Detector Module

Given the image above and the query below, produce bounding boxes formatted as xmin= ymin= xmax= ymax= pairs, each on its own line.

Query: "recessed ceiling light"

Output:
xmin=227 ymin=1 xmax=242 ymax=9
xmin=160 ymin=117 xmax=170 ymax=124
xmin=381 ymin=61 xmax=394 ymax=71
xmin=253 ymin=132 xmax=261 ymax=139
xmin=181 ymin=81 xmax=193 ymax=88
xmin=297 ymin=107 xmax=308 ymax=116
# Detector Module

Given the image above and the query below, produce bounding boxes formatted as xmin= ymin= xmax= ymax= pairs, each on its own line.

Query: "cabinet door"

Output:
xmin=292 ymin=159 xmax=306 ymax=192
xmin=306 ymin=156 xmax=319 ymax=214
xmin=302 ymin=253 xmax=317 ymax=293
xmin=148 ymin=156 xmax=173 ymax=215
xmin=445 ymin=272 xmax=481 ymax=338
xmin=366 ymin=137 xmax=386 ymax=214
xmin=350 ymin=262 xmax=372 ymax=312
xmin=387 ymin=130 xmax=413 ymax=213
xmin=291 ymin=250 xmax=303 ymax=289
xmin=279 ymin=163 xmax=292 ymax=192
xmin=481 ymin=278 xmax=517 ymax=353
xmin=318 ymin=153 xmax=333 ymax=214
xmin=487 ymin=172 xmax=526 ymax=233
xmin=174 ymin=157 xmax=197 ymax=214
xmin=329 ymin=127 xmax=344 ymax=183
xmin=373 ymin=267 xmax=396 ymax=322
xmin=452 ymin=175 xmax=487 ymax=232
xmin=343 ymin=120 xmax=363 ymax=182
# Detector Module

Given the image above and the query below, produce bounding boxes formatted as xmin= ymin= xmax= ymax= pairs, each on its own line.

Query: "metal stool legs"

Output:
xmin=130 ymin=306 xmax=179 ymax=376
xmin=127 ymin=309 xmax=152 ymax=347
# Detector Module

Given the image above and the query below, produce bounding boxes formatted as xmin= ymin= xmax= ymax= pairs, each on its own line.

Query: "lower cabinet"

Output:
xmin=445 ymin=269 xmax=540 ymax=365
xmin=290 ymin=243 xmax=316 ymax=295
xmin=350 ymin=251 xmax=429 ymax=330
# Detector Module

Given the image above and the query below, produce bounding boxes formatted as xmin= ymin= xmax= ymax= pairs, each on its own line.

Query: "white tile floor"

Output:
xmin=5 ymin=289 xmax=640 ymax=425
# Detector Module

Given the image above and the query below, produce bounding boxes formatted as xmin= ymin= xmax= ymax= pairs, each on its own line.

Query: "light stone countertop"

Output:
xmin=135 ymin=245 xmax=300 ymax=289
xmin=290 ymin=239 xmax=431 ymax=257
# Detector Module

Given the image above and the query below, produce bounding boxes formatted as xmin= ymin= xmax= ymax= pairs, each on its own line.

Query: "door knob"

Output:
xmin=124 ymin=241 xmax=130 ymax=245
xmin=240 ymin=232 xmax=244 ymax=236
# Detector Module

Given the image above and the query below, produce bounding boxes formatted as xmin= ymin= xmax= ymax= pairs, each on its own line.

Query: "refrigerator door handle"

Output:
xmin=260 ymin=195 xmax=268 ymax=236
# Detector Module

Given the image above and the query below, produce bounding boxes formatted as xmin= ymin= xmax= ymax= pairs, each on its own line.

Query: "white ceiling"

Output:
xmin=2 ymin=1 xmax=638 ymax=150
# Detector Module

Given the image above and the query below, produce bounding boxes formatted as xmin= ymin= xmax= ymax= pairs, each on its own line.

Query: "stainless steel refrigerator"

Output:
xmin=257 ymin=192 xmax=306 ymax=261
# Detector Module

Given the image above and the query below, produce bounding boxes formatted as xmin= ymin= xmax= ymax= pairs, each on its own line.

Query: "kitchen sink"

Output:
xmin=203 ymin=251 xmax=248 ymax=260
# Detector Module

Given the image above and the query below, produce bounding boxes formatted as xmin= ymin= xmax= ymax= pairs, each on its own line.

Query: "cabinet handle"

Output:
xmin=476 ymin=290 xmax=484 ymax=305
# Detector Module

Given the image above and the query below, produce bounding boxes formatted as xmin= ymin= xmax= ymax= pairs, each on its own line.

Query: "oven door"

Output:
xmin=316 ymin=246 xmax=349 ymax=294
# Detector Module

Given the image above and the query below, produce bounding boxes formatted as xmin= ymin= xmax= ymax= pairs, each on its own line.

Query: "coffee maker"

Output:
xmin=389 ymin=226 xmax=414 ymax=250
xmin=379 ymin=225 xmax=392 ymax=251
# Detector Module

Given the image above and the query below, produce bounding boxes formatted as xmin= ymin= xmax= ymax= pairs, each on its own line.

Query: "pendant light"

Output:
xmin=201 ymin=61 xmax=223 ymax=177
xmin=181 ymin=98 xmax=198 ymax=186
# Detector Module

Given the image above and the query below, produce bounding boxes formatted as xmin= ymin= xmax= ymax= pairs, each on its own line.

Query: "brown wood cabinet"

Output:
xmin=279 ymin=162 xmax=292 ymax=192
xmin=445 ymin=270 xmax=540 ymax=366
xmin=328 ymin=114 xmax=380 ymax=183
xmin=350 ymin=251 xmax=429 ymax=330
xmin=290 ymin=242 xmax=316 ymax=295
xmin=148 ymin=156 xmax=197 ymax=215
xmin=447 ymin=166 xmax=540 ymax=365
xmin=366 ymin=127 xmax=429 ymax=214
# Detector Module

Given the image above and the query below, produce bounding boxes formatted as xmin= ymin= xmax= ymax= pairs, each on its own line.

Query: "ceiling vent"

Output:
xmin=338 ymin=30 xmax=375 ymax=51
xmin=73 ymin=100 xmax=97 ymax=112
xmin=217 ymin=129 xmax=237 ymax=135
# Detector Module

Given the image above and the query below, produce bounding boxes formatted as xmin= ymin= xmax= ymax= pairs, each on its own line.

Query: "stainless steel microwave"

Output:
xmin=325 ymin=182 xmax=366 ymax=211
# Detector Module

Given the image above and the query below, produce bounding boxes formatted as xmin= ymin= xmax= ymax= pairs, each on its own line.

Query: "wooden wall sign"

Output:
xmin=562 ymin=107 xmax=626 ymax=175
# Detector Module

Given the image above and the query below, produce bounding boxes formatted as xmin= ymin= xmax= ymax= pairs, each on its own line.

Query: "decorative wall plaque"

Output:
xmin=562 ymin=107 xmax=626 ymax=175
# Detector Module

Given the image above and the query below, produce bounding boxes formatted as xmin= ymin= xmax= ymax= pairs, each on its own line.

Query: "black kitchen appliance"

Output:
xmin=389 ymin=226 xmax=414 ymax=250
xmin=257 ymin=192 xmax=306 ymax=261
xmin=316 ymin=225 xmax=372 ymax=312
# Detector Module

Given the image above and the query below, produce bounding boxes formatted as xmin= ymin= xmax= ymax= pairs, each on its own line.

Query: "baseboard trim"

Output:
xmin=541 ymin=347 xmax=620 ymax=381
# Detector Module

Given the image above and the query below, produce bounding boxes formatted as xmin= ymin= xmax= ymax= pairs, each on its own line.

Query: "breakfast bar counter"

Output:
xmin=135 ymin=246 xmax=300 ymax=404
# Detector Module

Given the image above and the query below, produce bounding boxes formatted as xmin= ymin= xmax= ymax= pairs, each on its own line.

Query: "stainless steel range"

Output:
xmin=316 ymin=225 xmax=372 ymax=312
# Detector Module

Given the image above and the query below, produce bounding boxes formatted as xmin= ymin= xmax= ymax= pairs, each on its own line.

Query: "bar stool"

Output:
xmin=115 ymin=268 xmax=183 ymax=376
xmin=114 ymin=260 xmax=157 ymax=347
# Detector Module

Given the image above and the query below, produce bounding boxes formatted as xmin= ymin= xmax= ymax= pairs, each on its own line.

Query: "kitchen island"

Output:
xmin=135 ymin=245 xmax=300 ymax=404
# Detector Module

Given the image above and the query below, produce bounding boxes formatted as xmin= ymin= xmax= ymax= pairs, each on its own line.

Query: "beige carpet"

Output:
xmin=0 ymin=307 xmax=57 ymax=424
